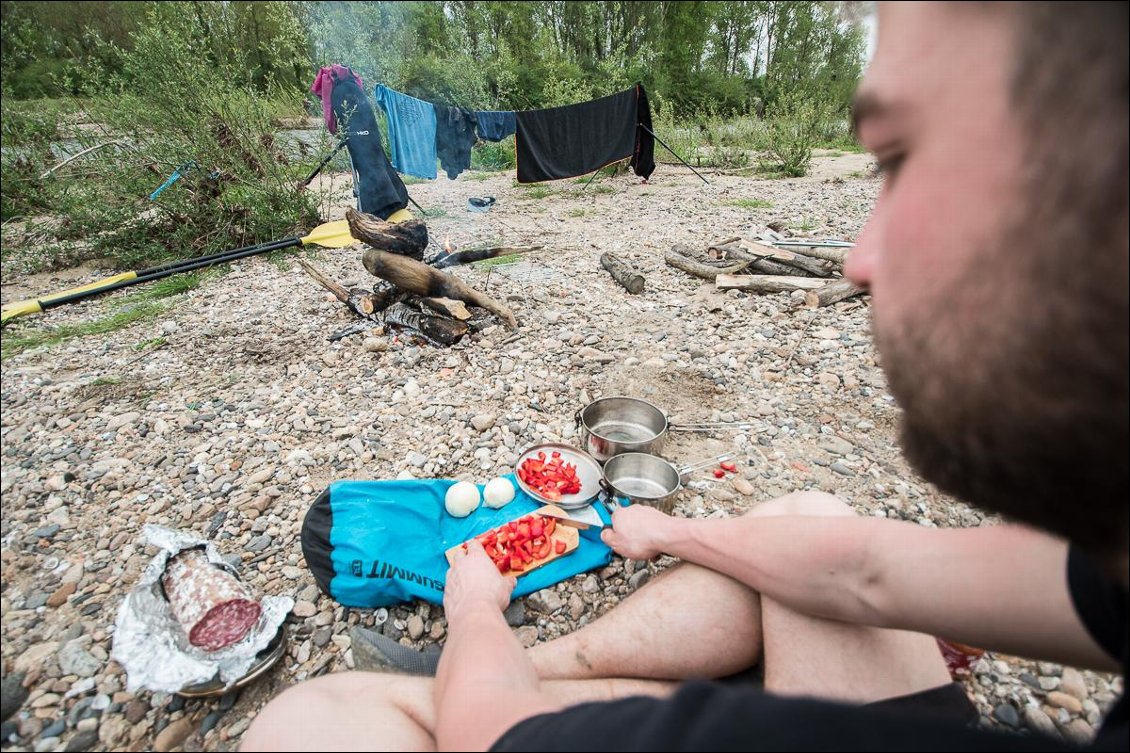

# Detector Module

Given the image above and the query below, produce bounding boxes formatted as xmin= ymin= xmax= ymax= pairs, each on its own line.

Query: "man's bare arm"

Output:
xmin=622 ymin=507 xmax=1117 ymax=671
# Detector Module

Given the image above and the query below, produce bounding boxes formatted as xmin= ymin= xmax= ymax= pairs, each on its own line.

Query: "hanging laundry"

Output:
xmin=310 ymin=64 xmax=363 ymax=134
xmin=330 ymin=71 xmax=409 ymax=219
xmin=435 ymin=106 xmax=478 ymax=180
xmin=474 ymin=110 xmax=517 ymax=142
xmin=515 ymin=83 xmax=655 ymax=183
xmin=375 ymin=84 xmax=438 ymax=180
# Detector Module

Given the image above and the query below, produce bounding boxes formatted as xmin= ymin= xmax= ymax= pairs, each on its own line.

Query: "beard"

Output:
xmin=875 ymin=162 xmax=1128 ymax=559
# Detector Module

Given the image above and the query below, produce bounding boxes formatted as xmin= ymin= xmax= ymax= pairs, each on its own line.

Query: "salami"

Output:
xmin=161 ymin=549 xmax=261 ymax=651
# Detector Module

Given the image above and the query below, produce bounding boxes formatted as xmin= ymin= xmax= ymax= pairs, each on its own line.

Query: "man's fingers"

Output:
xmin=600 ymin=528 xmax=617 ymax=547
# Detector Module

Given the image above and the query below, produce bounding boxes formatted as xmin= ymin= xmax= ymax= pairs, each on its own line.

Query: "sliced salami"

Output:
xmin=162 ymin=549 xmax=261 ymax=651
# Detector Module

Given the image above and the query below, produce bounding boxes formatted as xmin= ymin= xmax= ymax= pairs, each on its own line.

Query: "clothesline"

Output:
xmin=375 ymin=82 xmax=656 ymax=184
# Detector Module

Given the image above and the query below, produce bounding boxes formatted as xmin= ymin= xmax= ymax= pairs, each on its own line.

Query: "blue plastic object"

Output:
xmin=301 ymin=475 xmax=614 ymax=608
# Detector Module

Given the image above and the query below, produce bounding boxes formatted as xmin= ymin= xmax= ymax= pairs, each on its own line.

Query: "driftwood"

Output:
xmin=666 ymin=245 xmax=748 ymax=280
xmin=716 ymin=274 xmax=826 ymax=293
xmin=711 ymin=239 xmax=835 ymax=277
xmin=346 ymin=208 xmax=429 ymax=259
xmin=600 ymin=252 xmax=646 ymax=294
xmin=804 ymin=278 xmax=864 ymax=308
xmin=363 ymin=247 xmax=517 ymax=327
xmin=384 ymin=302 xmax=468 ymax=346
xmin=298 ymin=259 xmax=397 ymax=317
xmin=419 ymin=297 xmax=471 ymax=321
xmin=432 ymin=245 xmax=543 ymax=269
xmin=769 ymin=243 xmax=849 ymax=265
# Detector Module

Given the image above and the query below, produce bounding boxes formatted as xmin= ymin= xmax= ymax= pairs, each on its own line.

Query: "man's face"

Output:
xmin=844 ymin=2 xmax=1128 ymax=554
xmin=846 ymin=3 xmax=1025 ymax=371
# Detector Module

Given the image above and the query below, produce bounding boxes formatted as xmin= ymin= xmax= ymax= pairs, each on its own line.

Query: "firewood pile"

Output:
xmin=664 ymin=234 xmax=863 ymax=308
xmin=300 ymin=208 xmax=542 ymax=345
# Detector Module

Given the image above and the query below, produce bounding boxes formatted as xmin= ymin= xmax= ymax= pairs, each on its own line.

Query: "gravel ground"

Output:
xmin=0 ymin=152 xmax=1120 ymax=751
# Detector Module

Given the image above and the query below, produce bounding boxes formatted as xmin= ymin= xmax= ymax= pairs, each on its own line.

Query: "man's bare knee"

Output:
xmin=242 ymin=672 xmax=415 ymax=752
xmin=744 ymin=491 xmax=856 ymax=519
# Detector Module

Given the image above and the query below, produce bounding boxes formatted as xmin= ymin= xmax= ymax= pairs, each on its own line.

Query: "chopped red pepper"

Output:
xmin=713 ymin=468 xmax=725 ymax=478
xmin=554 ymin=539 xmax=567 ymax=555
xmin=720 ymin=461 xmax=738 ymax=473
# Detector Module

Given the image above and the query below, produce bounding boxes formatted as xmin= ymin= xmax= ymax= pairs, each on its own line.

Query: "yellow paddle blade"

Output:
xmin=1 ymin=271 xmax=138 ymax=324
xmin=299 ymin=220 xmax=355 ymax=249
xmin=299 ymin=209 xmax=413 ymax=249
xmin=1 ymin=299 xmax=43 ymax=324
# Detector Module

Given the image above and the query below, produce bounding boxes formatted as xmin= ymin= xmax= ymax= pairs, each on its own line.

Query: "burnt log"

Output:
xmin=362 ymin=247 xmax=517 ymax=327
xmin=432 ymin=245 xmax=543 ymax=269
xmin=600 ymin=252 xmax=646 ymax=294
xmin=384 ymin=302 xmax=469 ymax=346
xmin=346 ymin=208 xmax=429 ymax=259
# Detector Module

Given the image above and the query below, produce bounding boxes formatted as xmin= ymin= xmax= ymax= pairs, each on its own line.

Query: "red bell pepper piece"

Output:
xmin=554 ymin=539 xmax=567 ymax=555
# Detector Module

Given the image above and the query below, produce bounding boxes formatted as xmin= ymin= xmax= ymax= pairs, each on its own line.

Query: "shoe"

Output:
xmin=467 ymin=196 xmax=496 ymax=213
xmin=350 ymin=626 xmax=441 ymax=676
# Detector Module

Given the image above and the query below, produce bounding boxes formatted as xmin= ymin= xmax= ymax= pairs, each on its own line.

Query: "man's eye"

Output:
xmin=876 ymin=153 xmax=905 ymax=181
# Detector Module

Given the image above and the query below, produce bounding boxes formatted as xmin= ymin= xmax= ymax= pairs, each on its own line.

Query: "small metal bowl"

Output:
xmin=514 ymin=443 xmax=603 ymax=510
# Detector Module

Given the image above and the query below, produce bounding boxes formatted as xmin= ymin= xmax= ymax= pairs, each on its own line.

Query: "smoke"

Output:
xmin=304 ymin=1 xmax=416 ymax=85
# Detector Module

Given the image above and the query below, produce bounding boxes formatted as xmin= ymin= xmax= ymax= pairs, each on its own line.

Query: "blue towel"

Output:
xmin=475 ymin=110 xmax=517 ymax=142
xmin=375 ymin=84 xmax=438 ymax=179
xmin=301 ymin=475 xmax=614 ymax=608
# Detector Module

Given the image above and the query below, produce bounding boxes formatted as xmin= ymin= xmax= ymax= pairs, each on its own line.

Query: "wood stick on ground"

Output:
xmin=711 ymin=239 xmax=835 ymax=277
xmin=384 ymin=302 xmax=469 ymax=346
xmin=716 ymin=274 xmax=826 ymax=293
xmin=297 ymin=259 xmax=395 ymax=318
xmin=362 ymin=247 xmax=517 ymax=327
xmin=419 ymin=297 xmax=471 ymax=321
xmin=804 ymin=278 xmax=864 ymax=308
xmin=666 ymin=245 xmax=749 ymax=280
xmin=432 ymin=245 xmax=544 ymax=269
xmin=600 ymin=252 xmax=646 ymax=294
xmin=770 ymin=243 xmax=849 ymax=265
xmin=346 ymin=208 xmax=429 ymax=259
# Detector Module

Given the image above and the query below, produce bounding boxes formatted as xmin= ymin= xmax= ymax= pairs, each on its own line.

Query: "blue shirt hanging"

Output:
xmin=375 ymin=84 xmax=438 ymax=180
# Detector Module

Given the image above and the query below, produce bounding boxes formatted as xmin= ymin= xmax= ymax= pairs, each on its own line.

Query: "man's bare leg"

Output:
xmin=240 ymin=673 xmax=675 ymax=752
xmin=532 ymin=493 xmax=953 ymax=703
xmin=529 ymin=562 xmax=763 ymax=680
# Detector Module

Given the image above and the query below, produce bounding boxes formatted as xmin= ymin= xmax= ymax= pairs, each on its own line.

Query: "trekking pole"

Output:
xmin=302 ymin=139 xmax=349 ymax=186
xmin=639 ymin=124 xmax=710 ymax=185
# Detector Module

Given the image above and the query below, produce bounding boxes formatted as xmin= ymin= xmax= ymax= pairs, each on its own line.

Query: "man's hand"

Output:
xmin=443 ymin=540 xmax=516 ymax=625
xmin=600 ymin=504 xmax=676 ymax=560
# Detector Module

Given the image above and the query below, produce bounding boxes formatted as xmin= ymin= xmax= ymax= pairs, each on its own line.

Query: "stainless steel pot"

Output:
xmin=601 ymin=453 xmax=733 ymax=515
xmin=576 ymin=396 xmax=752 ymax=464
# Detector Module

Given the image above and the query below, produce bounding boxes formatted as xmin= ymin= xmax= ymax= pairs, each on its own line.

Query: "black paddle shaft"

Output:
xmin=40 ymin=237 xmax=301 ymax=311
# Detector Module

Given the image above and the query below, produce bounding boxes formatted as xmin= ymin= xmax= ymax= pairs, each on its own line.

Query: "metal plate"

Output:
xmin=514 ymin=443 xmax=603 ymax=510
xmin=176 ymin=627 xmax=287 ymax=698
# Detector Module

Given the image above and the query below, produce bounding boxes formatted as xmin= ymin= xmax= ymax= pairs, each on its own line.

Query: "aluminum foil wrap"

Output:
xmin=111 ymin=524 xmax=294 ymax=694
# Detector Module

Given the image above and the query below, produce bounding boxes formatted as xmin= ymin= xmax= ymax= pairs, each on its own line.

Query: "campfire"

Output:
xmin=299 ymin=209 xmax=542 ymax=345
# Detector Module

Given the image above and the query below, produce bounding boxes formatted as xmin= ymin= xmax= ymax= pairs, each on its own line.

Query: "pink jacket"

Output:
xmin=310 ymin=65 xmax=363 ymax=134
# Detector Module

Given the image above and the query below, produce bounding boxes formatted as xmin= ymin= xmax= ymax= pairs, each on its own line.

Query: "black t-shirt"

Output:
xmin=492 ymin=546 xmax=1128 ymax=751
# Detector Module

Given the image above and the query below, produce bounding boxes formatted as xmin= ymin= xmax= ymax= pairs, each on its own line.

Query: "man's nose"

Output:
xmin=844 ymin=225 xmax=876 ymax=289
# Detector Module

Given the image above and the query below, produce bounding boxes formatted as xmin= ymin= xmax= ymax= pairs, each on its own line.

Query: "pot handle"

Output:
xmin=669 ymin=421 xmax=755 ymax=433
xmin=677 ymin=452 xmax=736 ymax=476
xmin=574 ymin=409 xmax=583 ymax=429
xmin=598 ymin=479 xmax=624 ymax=516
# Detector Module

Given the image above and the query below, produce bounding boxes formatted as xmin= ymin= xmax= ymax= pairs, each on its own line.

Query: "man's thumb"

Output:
xmin=600 ymin=528 xmax=617 ymax=547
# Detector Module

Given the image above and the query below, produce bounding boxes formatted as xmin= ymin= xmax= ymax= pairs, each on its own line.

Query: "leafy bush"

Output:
xmin=1 ymin=3 xmax=318 ymax=272
xmin=759 ymin=93 xmax=828 ymax=178
xmin=471 ymin=137 xmax=516 ymax=171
